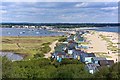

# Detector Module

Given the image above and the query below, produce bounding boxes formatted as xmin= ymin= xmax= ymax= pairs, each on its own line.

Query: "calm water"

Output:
xmin=84 ymin=27 xmax=119 ymax=32
xmin=1 ymin=27 xmax=119 ymax=37
xmin=1 ymin=28 xmax=64 ymax=36
xmin=0 ymin=52 xmax=24 ymax=61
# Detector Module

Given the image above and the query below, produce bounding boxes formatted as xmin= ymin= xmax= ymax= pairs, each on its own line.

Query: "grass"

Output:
xmin=99 ymin=34 xmax=118 ymax=52
xmin=118 ymin=54 xmax=120 ymax=56
xmin=79 ymin=42 xmax=89 ymax=45
xmin=1 ymin=36 xmax=62 ymax=59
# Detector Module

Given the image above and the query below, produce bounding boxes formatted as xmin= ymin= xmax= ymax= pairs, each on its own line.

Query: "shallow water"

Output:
xmin=0 ymin=52 xmax=24 ymax=61
xmin=84 ymin=27 xmax=119 ymax=32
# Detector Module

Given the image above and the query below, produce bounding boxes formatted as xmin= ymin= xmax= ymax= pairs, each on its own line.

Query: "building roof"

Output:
xmin=98 ymin=60 xmax=114 ymax=66
xmin=65 ymin=54 xmax=74 ymax=58
xmin=92 ymin=57 xmax=106 ymax=61
xmin=54 ymin=51 xmax=66 ymax=56
xmin=55 ymin=43 xmax=67 ymax=52
xmin=81 ymin=53 xmax=96 ymax=57
xmin=80 ymin=53 xmax=96 ymax=62
xmin=67 ymin=35 xmax=74 ymax=40
xmin=87 ymin=53 xmax=96 ymax=57
xmin=73 ymin=50 xmax=86 ymax=55
xmin=86 ymin=63 xmax=99 ymax=70
xmin=67 ymin=42 xmax=77 ymax=49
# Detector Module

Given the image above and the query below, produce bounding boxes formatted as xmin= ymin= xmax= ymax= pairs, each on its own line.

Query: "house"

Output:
xmin=75 ymin=44 xmax=88 ymax=50
xmin=85 ymin=63 xmax=100 ymax=74
xmin=65 ymin=54 xmax=74 ymax=59
xmin=75 ymin=35 xmax=84 ymax=43
xmin=55 ymin=43 xmax=67 ymax=52
xmin=73 ymin=50 xmax=84 ymax=60
xmin=78 ymin=31 xmax=85 ymax=35
xmin=80 ymin=53 xmax=95 ymax=63
xmin=92 ymin=57 xmax=107 ymax=64
xmin=52 ymin=51 xmax=66 ymax=59
xmin=56 ymin=56 xmax=62 ymax=62
xmin=75 ymin=45 xmax=81 ymax=50
xmin=69 ymin=43 xmax=76 ymax=49
xmin=73 ymin=53 xmax=78 ymax=59
xmin=67 ymin=35 xmax=74 ymax=42
xmin=97 ymin=60 xmax=114 ymax=70
xmin=80 ymin=44 xmax=89 ymax=49
xmin=67 ymin=42 xmax=77 ymax=49
xmin=68 ymin=49 xmax=73 ymax=54
xmin=24 ymin=26 xmax=29 ymax=28
xmin=85 ymin=57 xmax=93 ymax=64
xmin=98 ymin=60 xmax=114 ymax=67
xmin=52 ymin=51 xmax=67 ymax=62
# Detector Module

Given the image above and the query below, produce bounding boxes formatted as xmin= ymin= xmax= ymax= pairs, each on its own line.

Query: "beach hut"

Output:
xmin=58 ymin=57 xmax=62 ymax=62
xmin=98 ymin=60 xmax=114 ymax=67
xmin=68 ymin=50 xmax=73 ymax=54
xmin=85 ymin=63 xmax=100 ymax=74
xmin=80 ymin=53 xmax=95 ymax=63
xmin=92 ymin=57 xmax=107 ymax=64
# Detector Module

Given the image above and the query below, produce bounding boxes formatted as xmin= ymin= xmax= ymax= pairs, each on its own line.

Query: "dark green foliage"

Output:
xmin=61 ymin=58 xmax=81 ymax=65
xmin=34 ymin=53 xmax=44 ymax=58
xmin=42 ymin=42 xmax=51 ymax=46
xmin=108 ymin=62 xmax=120 ymax=78
xmin=93 ymin=62 xmax=120 ymax=79
xmin=54 ymin=64 xmax=93 ymax=78
xmin=58 ymin=37 xmax=67 ymax=42
xmin=2 ymin=57 xmax=120 ymax=79
xmin=94 ymin=66 xmax=110 ymax=78
xmin=2 ymin=57 xmax=92 ymax=79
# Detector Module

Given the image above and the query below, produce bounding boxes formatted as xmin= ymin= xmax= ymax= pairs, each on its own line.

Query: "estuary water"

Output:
xmin=1 ymin=28 xmax=64 ymax=36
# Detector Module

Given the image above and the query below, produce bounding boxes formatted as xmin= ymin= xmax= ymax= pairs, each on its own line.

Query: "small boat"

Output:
xmin=31 ymin=29 xmax=34 ymax=31
xmin=22 ymin=31 xmax=25 ymax=33
xmin=20 ymin=31 xmax=25 ymax=34
xmin=7 ymin=32 xmax=11 ymax=34
xmin=36 ymin=32 xmax=39 ymax=34
xmin=19 ymin=32 xmax=23 ymax=34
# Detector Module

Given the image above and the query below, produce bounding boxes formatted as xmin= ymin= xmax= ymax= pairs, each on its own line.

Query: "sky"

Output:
xmin=1 ymin=2 xmax=118 ymax=23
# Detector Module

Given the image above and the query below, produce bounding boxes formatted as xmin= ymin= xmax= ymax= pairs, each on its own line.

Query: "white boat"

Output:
xmin=7 ymin=32 xmax=11 ymax=34
xmin=19 ymin=32 xmax=23 ymax=34
xmin=36 ymin=32 xmax=39 ymax=34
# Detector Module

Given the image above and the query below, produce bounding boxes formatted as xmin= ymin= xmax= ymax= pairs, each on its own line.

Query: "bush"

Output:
xmin=58 ymin=37 xmax=67 ymax=42
xmin=34 ymin=53 xmax=44 ymax=58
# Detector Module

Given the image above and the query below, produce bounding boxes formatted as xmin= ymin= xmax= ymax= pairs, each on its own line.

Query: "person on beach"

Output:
xmin=116 ymin=58 xmax=117 ymax=62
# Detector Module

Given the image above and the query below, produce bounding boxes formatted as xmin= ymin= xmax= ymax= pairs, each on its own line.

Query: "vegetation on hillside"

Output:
xmin=2 ymin=57 xmax=120 ymax=79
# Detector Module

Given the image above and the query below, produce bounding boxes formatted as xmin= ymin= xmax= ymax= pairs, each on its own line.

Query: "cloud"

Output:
xmin=75 ymin=3 xmax=88 ymax=8
xmin=1 ymin=2 xmax=118 ymax=23
xmin=0 ymin=10 xmax=7 ymax=14
xmin=101 ymin=7 xmax=118 ymax=10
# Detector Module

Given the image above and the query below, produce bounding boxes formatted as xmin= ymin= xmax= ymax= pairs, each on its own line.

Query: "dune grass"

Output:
xmin=99 ymin=35 xmax=118 ymax=52
xmin=95 ymin=52 xmax=112 ymax=58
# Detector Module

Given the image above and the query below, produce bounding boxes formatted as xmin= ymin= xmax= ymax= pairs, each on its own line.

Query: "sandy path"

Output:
xmin=44 ymin=40 xmax=58 ymax=58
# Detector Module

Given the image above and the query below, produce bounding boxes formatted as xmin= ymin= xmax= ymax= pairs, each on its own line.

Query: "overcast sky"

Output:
xmin=1 ymin=2 xmax=118 ymax=23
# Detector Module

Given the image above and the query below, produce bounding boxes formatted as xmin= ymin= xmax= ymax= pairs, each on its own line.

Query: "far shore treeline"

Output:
xmin=0 ymin=23 xmax=119 ymax=28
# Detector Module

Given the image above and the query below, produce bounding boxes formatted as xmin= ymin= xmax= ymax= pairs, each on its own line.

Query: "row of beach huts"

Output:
xmin=51 ymin=31 xmax=114 ymax=74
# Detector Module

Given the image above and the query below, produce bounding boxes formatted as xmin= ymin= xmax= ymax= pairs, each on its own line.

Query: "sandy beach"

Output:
xmin=84 ymin=30 xmax=119 ymax=63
